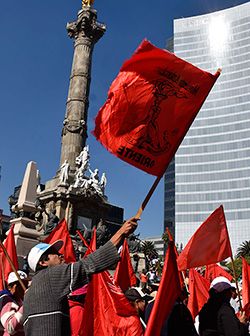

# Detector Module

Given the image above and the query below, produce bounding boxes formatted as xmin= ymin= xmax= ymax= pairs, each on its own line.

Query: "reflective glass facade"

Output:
xmin=165 ymin=2 xmax=250 ymax=254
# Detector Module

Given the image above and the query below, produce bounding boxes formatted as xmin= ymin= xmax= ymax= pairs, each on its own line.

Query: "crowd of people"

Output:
xmin=0 ymin=217 xmax=249 ymax=336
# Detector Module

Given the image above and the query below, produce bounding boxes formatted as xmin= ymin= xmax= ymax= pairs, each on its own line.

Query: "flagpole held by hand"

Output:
xmin=0 ymin=240 xmax=26 ymax=291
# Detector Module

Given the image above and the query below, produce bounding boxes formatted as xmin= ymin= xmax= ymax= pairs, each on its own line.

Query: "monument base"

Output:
xmin=11 ymin=217 xmax=41 ymax=257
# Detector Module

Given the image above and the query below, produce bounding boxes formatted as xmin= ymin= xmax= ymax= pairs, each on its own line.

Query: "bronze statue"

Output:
xmin=82 ymin=0 xmax=94 ymax=7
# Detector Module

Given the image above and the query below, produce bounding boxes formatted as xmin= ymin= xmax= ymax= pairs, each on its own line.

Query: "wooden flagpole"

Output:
xmin=0 ymin=241 xmax=26 ymax=291
xmin=134 ymin=175 xmax=162 ymax=219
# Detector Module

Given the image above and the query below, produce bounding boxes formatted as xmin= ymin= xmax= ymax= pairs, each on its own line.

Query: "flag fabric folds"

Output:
xmin=177 ymin=205 xmax=232 ymax=271
xmin=145 ymin=241 xmax=182 ymax=336
xmin=82 ymin=271 xmax=143 ymax=336
xmin=93 ymin=39 xmax=220 ymax=176
xmin=0 ymin=224 xmax=19 ymax=290
xmin=242 ymin=257 xmax=250 ymax=309
xmin=114 ymin=239 xmax=137 ymax=292
xmin=204 ymin=263 xmax=233 ymax=283
xmin=187 ymin=269 xmax=210 ymax=320
xmin=44 ymin=219 xmax=76 ymax=263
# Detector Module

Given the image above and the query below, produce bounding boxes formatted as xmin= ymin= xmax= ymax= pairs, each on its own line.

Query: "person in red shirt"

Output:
xmin=68 ymin=285 xmax=88 ymax=336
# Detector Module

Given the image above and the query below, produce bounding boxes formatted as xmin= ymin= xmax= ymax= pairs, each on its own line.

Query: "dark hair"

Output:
xmin=36 ymin=246 xmax=60 ymax=272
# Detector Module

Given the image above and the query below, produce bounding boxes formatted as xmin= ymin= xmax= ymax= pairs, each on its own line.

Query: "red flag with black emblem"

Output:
xmin=93 ymin=39 xmax=220 ymax=176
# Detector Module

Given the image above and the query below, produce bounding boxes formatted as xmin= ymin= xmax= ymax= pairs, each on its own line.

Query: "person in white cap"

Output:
xmin=0 ymin=270 xmax=28 ymax=336
xmin=23 ymin=218 xmax=138 ymax=336
xmin=199 ymin=276 xmax=249 ymax=336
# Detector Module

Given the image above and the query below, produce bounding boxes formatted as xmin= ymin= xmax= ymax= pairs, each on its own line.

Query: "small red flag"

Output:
xmin=145 ymin=241 xmax=182 ymax=336
xmin=114 ymin=239 xmax=137 ymax=292
xmin=84 ymin=227 xmax=96 ymax=257
xmin=188 ymin=269 xmax=210 ymax=320
xmin=44 ymin=219 xmax=76 ymax=263
xmin=82 ymin=271 xmax=143 ymax=336
xmin=93 ymin=39 xmax=220 ymax=176
xmin=242 ymin=257 xmax=250 ymax=309
xmin=177 ymin=205 xmax=232 ymax=271
xmin=204 ymin=263 xmax=233 ymax=283
xmin=1 ymin=225 xmax=19 ymax=285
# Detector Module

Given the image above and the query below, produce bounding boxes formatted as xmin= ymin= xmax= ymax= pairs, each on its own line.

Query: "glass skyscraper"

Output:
xmin=164 ymin=2 xmax=250 ymax=254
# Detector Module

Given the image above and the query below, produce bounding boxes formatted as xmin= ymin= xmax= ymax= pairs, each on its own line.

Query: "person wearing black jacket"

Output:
xmin=199 ymin=277 xmax=249 ymax=336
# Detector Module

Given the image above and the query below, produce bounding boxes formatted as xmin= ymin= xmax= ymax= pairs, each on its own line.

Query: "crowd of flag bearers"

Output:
xmin=0 ymin=41 xmax=250 ymax=335
xmin=0 ymin=206 xmax=249 ymax=335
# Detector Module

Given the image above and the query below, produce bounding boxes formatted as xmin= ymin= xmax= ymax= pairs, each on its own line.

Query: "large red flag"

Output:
xmin=204 ymin=263 xmax=233 ymax=283
xmin=114 ymin=239 xmax=137 ymax=292
xmin=82 ymin=271 xmax=143 ymax=336
xmin=188 ymin=269 xmax=210 ymax=320
xmin=93 ymin=39 xmax=220 ymax=176
xmin=145 ymin=241 xmax=182 ymax=336
xmin=166 ymin=228 xmax=184 ymax=287
xmin=44 ymin=219 xmax=76 ymax=263
xmin=242 ymin=257 xmax=250 ymax=309
xmin=1 ymin=224 xmax=19 ymax=282
xmin=177 ymin=205 xmax=232 ymax=271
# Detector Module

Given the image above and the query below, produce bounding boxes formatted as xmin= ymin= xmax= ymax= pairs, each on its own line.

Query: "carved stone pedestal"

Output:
xmin=11 ymin=217 xmax=41 ymax=257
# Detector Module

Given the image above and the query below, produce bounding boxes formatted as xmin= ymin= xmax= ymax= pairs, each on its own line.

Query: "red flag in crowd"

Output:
xmin=76 ymin=230 xmax=89 ymax=249
xmin=166 ymin=228 xmax=184 ymax=286
xmin=204 ymin=263 xmax=233 ymax=283
xmin=114 ymin=239 xmax=137 ymax=292
xmin=44 ymin=219 xmax=76 ymax=263
xmin=242 ymin=257 xmax=250 ymax=309
xmin=93 ymin=39 xmax=220 ymax=176
xmin=145 ymin=241 xmax=182 ymax=336
xmin=177 ymin=206 xmax=232 ymax=271
xmin=82 ymin=271 xmax=143 ymax=336
xmin=84 ymin=227 xmax=96 ymax=257
xmin=188 ymin=268 xmax=210 ymax=320
xmin=0 ymin=224 xmax=19 ymax=290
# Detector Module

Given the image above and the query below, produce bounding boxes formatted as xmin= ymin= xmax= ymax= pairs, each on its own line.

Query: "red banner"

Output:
xmin=93 ymin=39 xmax=220 ymax=176
xmin=177 ymin=205 xmax=232 ymax=271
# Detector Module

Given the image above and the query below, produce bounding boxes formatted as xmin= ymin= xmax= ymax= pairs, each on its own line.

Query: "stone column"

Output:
xmin=60 ymin=7 xmax=106 ymax=171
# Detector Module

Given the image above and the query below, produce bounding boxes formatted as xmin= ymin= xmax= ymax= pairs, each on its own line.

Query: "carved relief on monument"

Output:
xmin=70 ymin=145 xmax=107 ymax=198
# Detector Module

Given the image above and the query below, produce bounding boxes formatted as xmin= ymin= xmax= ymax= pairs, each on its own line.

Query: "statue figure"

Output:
xmin=75 ymin=146 xmax=89 ymax=171
xmin=127 ymin=233 xmax=141 ymax=253
xmin=96 ymin=219 xmax=111 ymax=247
xmin=36 ymin=170 xmax=41 ymax=193
xmin=82 ymin=0 xmax=94 ymax=7
xmin=100 ymin=172 xmax=107 ymax=193
xmin=59 ymin=160 xmax=70 ymax=184
xmin=88 ymin=168 xmax=103 ymax=196
xmin=44 ymin=209 xmax=59 ymax=235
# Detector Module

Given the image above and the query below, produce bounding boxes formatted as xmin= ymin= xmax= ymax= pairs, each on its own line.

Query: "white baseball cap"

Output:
xmin=28 ymin=240 xmax=63 ymax=272
xmin=8 ymin=270 xmax=28 ymax=285
xmin=210 ymin=276 xmax=233 ymax=293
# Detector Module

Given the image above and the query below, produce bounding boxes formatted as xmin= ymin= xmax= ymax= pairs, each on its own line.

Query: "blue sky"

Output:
xmin=0 ymin=0 xmax=248 ymax=239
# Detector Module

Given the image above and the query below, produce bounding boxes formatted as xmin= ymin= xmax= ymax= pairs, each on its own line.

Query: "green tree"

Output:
xmin=236 ymin=240 xmax=250 ymax=258
xmin=227 ymin=256 xmax=250 ymax=280
xmin=141 ymin=241 xmax=158 ymax=270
